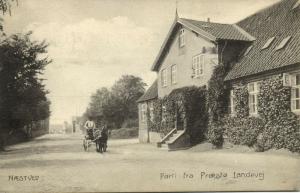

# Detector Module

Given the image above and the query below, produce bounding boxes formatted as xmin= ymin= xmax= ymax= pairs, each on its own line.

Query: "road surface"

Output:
xmin=0 ymin=133 xmax=299 ymax=192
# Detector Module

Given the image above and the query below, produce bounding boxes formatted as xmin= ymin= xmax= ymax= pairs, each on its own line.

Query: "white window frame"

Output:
xmin=192 ymin=54 xmax=205 ymax=78
xmin=248 ymin=82 xmax=260 ymax=116
xmin=140 ymin=103 xmax=147 ymax=123
xmin=179 ymin=28 xmax=185 ymax=47
xmin=161 ymin=68 xmax=167 ymax=87
xmin=275 ymin=36 xmax=292 ymax=51
xmin=149 ymin=102 xmax=154 ymax=122
xmin=291 ymin=73 xmax=300 ymax=113
xmin=244 ymin=45 xmax=253 ymax=56
xmin=162 ymin=105 xmax=167 ymax=122
xmin=261 ymin=37 xmax=275 ymax=50
xmin=171 ymin=64 xmax=177 ymax=84
xmin=229 ymin=90 xmax=236 ymax=116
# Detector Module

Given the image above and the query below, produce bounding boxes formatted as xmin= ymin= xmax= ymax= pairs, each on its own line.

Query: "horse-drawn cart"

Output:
xmin=83 ymin=128 xmax=107 ymax=153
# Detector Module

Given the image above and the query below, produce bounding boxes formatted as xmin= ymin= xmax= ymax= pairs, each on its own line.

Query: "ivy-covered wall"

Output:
xmin=208 ymin=74 xmax=300 ymax=153
xmin=148 ymin=86 xmax=208 ymax=145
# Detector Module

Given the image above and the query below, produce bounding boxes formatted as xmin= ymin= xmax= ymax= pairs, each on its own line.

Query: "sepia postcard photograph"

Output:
xmin=0 ymin=0 xmax=299 ymax=192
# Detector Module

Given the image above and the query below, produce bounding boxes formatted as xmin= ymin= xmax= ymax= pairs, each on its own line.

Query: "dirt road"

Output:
xmin=0 ymin=133 xmax=299 ymax=192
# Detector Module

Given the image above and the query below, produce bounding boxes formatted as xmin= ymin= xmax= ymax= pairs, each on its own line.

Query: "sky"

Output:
xmin=2 ymin=0 xmax=279 ymax=124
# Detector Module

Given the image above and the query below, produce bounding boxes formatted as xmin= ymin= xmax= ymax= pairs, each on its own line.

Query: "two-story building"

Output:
xmin=138 ymin=0 xmax=300 ymax=147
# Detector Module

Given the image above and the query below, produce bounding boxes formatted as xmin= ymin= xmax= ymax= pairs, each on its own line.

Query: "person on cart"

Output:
xmin=84 ymin=116 xmax=96 ymax=140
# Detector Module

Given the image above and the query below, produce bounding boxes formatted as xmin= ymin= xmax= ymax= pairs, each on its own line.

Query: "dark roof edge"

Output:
xmin=137 ymin=95 xmax=157 ymax=103
xmin=151 ymin=17 xmax=255 ymax=72
xmin=225 ymin=62 xmax=300 ymax=82
xmin=137 ymin=80 xmax=158 ymax=103
xmin=232 ymin=24 xmax=256 ymax=41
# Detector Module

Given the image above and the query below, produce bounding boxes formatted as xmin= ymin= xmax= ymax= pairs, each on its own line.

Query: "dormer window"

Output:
xmin=275 ymin=36 xmax=292 ymax=51
xmin=244 ymin=45 xmax=253 ymax=56
xmin=293 ymin=0 xmax=300 ymax=9
xmin=179 ymin=28 xmax=185 ymax=47
xmin=261 ymin=37 xmax=275 ymax=50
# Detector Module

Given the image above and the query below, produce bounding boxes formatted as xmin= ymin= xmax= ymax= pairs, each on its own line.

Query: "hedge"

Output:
xmin=208 ymin=73 xmax=300 ymax=153
xmin=223 ymin=116 xmax=264 ymax=147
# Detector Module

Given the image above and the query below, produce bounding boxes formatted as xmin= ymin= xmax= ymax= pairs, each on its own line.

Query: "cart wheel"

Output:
xmin=103 ymin=144 xmax=107 ymax=152
xmin=98 ymin=143 xmax=103 ymax=153
xmin=83 ymin=139 xmax=88 ymax=151
xmin=96 ymin=142 xmax=100 ymax=152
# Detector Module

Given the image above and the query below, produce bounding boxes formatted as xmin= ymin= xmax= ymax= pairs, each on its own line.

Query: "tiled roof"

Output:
xmin=137 ymin=80 xmax=158 ymax=103
xmin=151 ymin=18 xmax=254 ymax=71
xmin=180 ymin=18 xmax=255 ymax=41
xmin=225 ymin=0 xmax=300 ymax=81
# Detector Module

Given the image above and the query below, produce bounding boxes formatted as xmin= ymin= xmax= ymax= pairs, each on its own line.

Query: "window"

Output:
xmin=171 ymin=64 xmax=177 ymax=84
xmin=141 ymin=104 xmax=147 ymax=122
xmin=192 ymin=54 xmax=205 ymax=77
xmin=248 ymin=82 xmax=260 ymax=115
xmin=292 ymin=0 xmax=300 ymax=9
xmin=244 ymin=46 xmax=253 ymax=56
xmin=261 ymin=37 xmax=275 ymax=50
xmin=162 ymin=105 xmax=167 ymax=122
xmin=275 ymin=36 xmax=292 ymax=51
xmin=229 ymin=90 xmax=236 ymax=116
xmin=161 ymin=68 xmax=167 ymax=87
xmin=179 ymin=28 xmax=185 ymax=47
xmin=291 ymin=73 xmax=300 ymax=112
xmin=149 ymin=102 xmax=154 ymax=122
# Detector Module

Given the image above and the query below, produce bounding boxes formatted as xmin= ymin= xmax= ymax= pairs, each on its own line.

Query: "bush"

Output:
xmin=257 ymin=112 xmax=300 ymax=152
xmin=224 ymin=116 xmax=264 ymax=147
xmin=233 ymin=85 xmax=249 ymax=118
xmin=110 ymin=127 xmax=138 ymax=139
xmin=207 ymin=121 xmax=224 ymax=148
xmin=258 ymin=76 xmax=291 ymax=121
xmin=121 ymin=119 xmax=138 ymax=128
xmin=207 ymin=64 xmax=230 ymax=122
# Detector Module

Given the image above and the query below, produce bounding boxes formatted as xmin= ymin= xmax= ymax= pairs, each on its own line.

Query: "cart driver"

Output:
xmin=84 ymin=117 xmax=96 ymax=140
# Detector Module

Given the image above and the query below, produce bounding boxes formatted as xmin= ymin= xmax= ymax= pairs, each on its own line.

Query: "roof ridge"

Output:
xmin=232 ymin=24 xmax=256 ymax=41
xmin=180 ymin=18 xmax=231 ymax=25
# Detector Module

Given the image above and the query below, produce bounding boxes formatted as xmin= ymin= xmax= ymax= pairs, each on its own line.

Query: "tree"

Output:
xmin=88 ymin=87 xmax=110 ymax=118
xmin=0 ymin=32 xmax=51 ymax=140
xmin=0 ymin=0 xmax=16 ymax=15
xmin=85 ymin=75 xmax=146 ymax=129
xmin=111 ymin=75 xmax=146 ymax=127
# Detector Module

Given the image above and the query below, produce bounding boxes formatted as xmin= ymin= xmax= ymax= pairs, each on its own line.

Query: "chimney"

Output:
xmin=207 ymin=18 xmax=210 ymax=23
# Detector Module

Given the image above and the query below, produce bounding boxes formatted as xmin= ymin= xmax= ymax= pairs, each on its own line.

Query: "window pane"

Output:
xmin=249 ymin=84 xmax=254 ymax=92
xmin=275 ymin=36 xmax=291 ymax=51
xmin=292 ymin=100 xmax=295 ymax=110
xmin=296 ymin=74 xmax=300 ymax=85
xmin=296 ymin=88 xmax=300 ymax=98
xmin=261 ymin=37 xmax=275 ymax=50
xmin=296 ymin=100 xmax=300 ymax=110
xmin=250 ymin=95 xmax=255 ymax=103
xmin=250 ymin=104 xmax=254 ymax=114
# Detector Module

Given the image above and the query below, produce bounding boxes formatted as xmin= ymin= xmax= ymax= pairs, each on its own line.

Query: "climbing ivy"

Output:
xmin=233 ymin=84 xmax=249 ymax=118
xmin=147 ymin=86 xmax=208 ymax=145
xmin=255 ymin=75 xmax=300 ymax=152
xmin=257 ymin=76 xmax=291 ymax=121
xmin=206 ymin=64 xmax=230 ymax=147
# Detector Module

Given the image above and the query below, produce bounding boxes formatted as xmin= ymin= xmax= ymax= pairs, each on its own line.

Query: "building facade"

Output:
xmin=138 ymin=0 xmax=300 ymax=147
